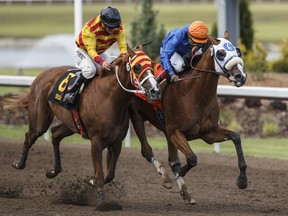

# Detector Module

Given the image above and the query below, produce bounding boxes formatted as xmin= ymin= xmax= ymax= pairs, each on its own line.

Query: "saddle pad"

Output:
xmin=48 ymin=69 xmax=81 ymax=109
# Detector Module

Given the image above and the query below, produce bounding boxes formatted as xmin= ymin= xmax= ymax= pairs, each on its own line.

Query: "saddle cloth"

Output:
xmin=48 ymin=69 xmax=81 ymax=109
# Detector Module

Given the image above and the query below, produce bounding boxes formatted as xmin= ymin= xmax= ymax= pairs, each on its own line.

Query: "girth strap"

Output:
xmin=71 ymin=108 xmax=89 ymax=139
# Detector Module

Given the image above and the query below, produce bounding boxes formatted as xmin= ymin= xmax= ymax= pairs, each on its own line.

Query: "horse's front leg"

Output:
xmin=46 ymin=124 xmax=74 ymax=178
xmin=167 ymin=130 xmax=197 ymax=204
xmin=201 ymin=126 xmax=248 ymax=189
xmin=104 ymin=142 xmax=122 ymax=184
xmin=12 ymin=130 xmax=40 ymax=169
xmin=168 ymin=129 xmax=198 ymax=177
xmin=129 ymin=107 xmax=172 ymax=189
xmin=89 ymin=138 xmax=105 ymax=201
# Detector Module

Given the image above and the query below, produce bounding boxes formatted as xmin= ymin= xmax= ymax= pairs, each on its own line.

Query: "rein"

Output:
xmin=115 ymin=66 xmax=146 ymax=94
xmin=173 ymin=47 xmax=230 ymax=83
xmin=189 ymin=56 xmax=229 ymax=79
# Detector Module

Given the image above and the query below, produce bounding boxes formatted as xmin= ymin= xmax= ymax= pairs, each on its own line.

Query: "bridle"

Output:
xmin=176 ymin=38 xmax=244 ymax=82
xmin=115 ymin=50 xmax=156 ymax=94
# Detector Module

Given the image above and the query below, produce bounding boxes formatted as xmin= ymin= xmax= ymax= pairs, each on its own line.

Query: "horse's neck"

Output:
xmin=115 ymin=64 xmax=134 ymax=99
xmin=193 ymin=51 xmax=219 ymax=94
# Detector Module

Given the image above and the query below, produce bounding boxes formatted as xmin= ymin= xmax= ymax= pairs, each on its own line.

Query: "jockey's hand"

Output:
xmin=102 ymin=61 xmax=112 ymax=71
xmin=119 ymin=53 xmax=126 ymax=58
xmin=170 ymin=74 xmax=179 ymax=82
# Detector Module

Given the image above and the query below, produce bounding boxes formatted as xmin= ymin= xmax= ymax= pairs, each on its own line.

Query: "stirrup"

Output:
xmin=63 ymin=92 xmax=76 ymax=104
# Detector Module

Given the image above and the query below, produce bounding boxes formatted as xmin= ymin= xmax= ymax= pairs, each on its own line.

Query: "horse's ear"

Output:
xmin=127 ymin=43 xmax=135 ymax=58
xmin=138 ymin=44 xmax=144 ymax=51
xmin=207 ymin=34 xmax=218 ymax=45
xmin=224 ymin=31 xmax=230 ymax=40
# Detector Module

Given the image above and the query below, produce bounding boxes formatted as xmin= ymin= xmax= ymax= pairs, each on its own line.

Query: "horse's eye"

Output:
xmin=236 ymin=47 xmax=242 ymax=58
xmin=134 ymin=64 xmax=142 ymax=74
xmin=216 ymin=49 xmax=226 ymax=61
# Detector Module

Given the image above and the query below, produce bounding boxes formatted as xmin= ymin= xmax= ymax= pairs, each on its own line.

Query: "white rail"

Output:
xmin=1 ymin=75 xmax=288 ymax=100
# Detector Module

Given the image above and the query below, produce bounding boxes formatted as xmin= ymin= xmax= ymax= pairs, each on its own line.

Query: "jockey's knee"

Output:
xmin=81 ymin=64 xmax=97 ymax=79
xmin=187 ymin=155 xmax=197 ymax=167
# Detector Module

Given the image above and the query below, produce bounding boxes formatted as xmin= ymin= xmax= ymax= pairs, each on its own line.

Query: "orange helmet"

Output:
xmin=188 ymin=21 xmax=209 ymax=44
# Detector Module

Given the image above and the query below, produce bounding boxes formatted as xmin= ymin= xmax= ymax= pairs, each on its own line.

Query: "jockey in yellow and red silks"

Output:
xmin=63 ymin=6 xmax=127 ymax=105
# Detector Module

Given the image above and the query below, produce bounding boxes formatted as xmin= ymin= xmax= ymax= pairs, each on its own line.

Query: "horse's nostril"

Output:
xmin=150 ymin=88 xmax=160 ymax=95
xmin=235 ymin=74 xmax=242 ymax=80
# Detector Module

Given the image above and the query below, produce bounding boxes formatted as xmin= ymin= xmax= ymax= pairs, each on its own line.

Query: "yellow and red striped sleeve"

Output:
xmin=76 ymin=15 xmax=127 ymax=65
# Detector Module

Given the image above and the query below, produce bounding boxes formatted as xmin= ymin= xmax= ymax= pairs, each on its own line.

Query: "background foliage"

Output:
xmin=130 ymin=0 xmax=166 ymax=60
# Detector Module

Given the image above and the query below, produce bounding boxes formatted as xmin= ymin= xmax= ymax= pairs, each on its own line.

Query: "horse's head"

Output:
xmin=208 ymin=32 xmax=247 ymax=87
xmin=126 ymin=46 xmax=161 ymax=101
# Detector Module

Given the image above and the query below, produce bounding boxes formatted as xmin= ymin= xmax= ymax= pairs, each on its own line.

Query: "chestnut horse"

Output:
xmin=6 ymin=45 xmax=161 ymax=206
xmin=129 ymin=33 xmax=248 ymax=204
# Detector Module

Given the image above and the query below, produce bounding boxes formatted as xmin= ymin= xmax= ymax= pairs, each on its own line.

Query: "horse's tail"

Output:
xmin=3 ymin=92 xmax=29 ymax=112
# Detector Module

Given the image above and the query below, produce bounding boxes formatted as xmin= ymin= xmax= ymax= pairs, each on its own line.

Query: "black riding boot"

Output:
xmin=63 ymin=72 xmax=88 ymax=104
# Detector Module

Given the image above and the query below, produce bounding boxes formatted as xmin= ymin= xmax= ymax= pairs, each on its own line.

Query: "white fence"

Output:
xmin=1 ymin=75 xmax=288 ymax=100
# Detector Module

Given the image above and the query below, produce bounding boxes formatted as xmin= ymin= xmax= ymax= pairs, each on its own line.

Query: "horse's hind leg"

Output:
xmin=12 ymin=112 xmax=53 ymax=169
xmin=129 ymin=107 xmax=172 ymax=189
xmin=201 ymin=126 xmax=248 ymax=189
xmin=46 ymin=123 xmax=74 ymax=178
xmin=12 ymin=130 xmax=42 ymax=169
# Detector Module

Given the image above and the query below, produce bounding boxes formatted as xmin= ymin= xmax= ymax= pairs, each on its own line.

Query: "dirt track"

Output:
xmin=0 ymin=138 xmax=287 ymax=216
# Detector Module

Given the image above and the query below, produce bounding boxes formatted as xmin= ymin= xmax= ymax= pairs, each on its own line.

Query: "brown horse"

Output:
xmin=5 ymin=45 xmax=161 ymax=206
xmin=129 ymin=33 xmax=248 ymax=204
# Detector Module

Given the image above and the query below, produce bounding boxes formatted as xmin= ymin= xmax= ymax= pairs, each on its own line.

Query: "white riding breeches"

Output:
xmin=170 ymin=52 xmax=185 ymax=73
xmin=74 ymin=48 xmax=108 ymax=79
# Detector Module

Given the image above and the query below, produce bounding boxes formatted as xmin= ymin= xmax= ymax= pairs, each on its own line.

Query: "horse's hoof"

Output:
xmin=12 ymin=161 xmax=25 ymax=169
xmin=186 ymin=198 xmax=196 ymax=205
xmin=104 ymin=177 xmax=114 ymax=185
xmin=84 ymin=177 xmax=96 ymax=187
xmin=159 ymin=167 xmax=173 ymax=189
xmin=180 ymin=189 xmax=196 ymax=205
xmin=46 ymin=170 xmax=60 ymax=178
xmin=96 ymin=201 xmax=123 ymax=211
xmin=161 ymin=174 xmax=173 ymax=189
xmin=161 ymin=180 xmax=173 ymax=189
xmin=98 ymin=190 xmax=105 ymax=201
xmin=236 ymin=176 xmax=248 ymax=189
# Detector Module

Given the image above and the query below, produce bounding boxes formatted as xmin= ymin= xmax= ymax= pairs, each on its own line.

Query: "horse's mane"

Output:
xmin=98 ymin=56 xmax=126 ymax=78
xmin=190 ymin=39 xmax=212 ymax=68
xmin=202 ymin=40 xmax=212 ymax=54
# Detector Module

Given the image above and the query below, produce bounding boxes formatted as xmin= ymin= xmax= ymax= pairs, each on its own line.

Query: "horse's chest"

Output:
xmin=185 ymin=108 xmax=219 ymax=137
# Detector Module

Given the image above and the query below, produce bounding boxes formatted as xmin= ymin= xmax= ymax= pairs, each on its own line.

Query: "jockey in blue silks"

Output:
xmin=160 ymin=21 xmax=209 ymax=82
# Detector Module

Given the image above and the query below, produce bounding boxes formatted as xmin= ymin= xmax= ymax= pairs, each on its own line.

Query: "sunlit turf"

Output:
xmin=0 ymin=124 xmax=287 ymax=161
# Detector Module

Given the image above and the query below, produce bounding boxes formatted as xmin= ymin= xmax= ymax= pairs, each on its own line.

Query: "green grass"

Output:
xmin=0 ymin=3 xmax=288 ymax=43
xmin=1 ymin=124 xmax=287 ymax=161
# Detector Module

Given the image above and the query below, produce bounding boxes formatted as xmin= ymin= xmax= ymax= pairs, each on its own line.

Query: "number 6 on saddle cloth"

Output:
xmin=48 ymin=69 xmax=83 ymax=110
